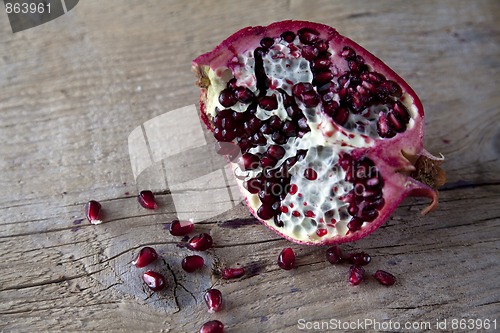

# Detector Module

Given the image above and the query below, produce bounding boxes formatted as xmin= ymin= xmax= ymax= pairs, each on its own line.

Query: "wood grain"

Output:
xmin=1 ymin=0 xmax=499 ymax=332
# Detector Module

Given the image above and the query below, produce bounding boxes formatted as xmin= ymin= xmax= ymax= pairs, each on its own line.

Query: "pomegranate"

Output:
xmin=204 ymin=288 xmax=223 ymax=313
xmin=132 ymin=247 xmax=158 ymax=268
xmin=85 ymin=200 xmax=102 ymax=225
xmin=193 ymin=20 xmax=445 ymax=245
xmin=199 ymin=320 xmax=224 ymax=333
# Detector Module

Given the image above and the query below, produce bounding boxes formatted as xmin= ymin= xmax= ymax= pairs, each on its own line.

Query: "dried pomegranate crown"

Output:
xmin=193 ymin=20 xmax=445 ymax=245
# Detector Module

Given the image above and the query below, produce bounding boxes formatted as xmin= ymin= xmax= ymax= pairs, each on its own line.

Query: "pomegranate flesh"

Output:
xmin=193 ymin=20 xmax=445 ymax=245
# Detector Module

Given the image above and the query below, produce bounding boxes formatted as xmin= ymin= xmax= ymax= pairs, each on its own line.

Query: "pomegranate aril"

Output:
xmin=349 ymin=265 xmax=365 ymax=286
xmin=221 ymin=267 xmax=245 ymax=279
xmin=345 ymin=252 xmax=371 ymax=266
xmin=143 ymin=270 xmax=167 ymax=291
xmin=340 ymin=46 xmax=356 ymax=59
xmin=169 ymin=219 xmax=194 ymax=236
xmin=301 ymin=45 xmax=318 ymax=60
xmin=326 ymin=246 xmax=343 ymax=264
xmin=235 ymin=87 xmax=255 ymax=103
xmin=260 ymin=37 xmax=274 ymax=48
xmin=267 ymin=145 xmax=285 ymax=160
xmin=298 ymin=27 xmax=319 ymax=45
xmin=282 ymin=121 xmax=297 ymax=136
xmin=199 ymin=320 xmax=224 ymax=333
xmin=218 ymin=89 xmax=237 ymax=107
xmin=138 ymin=190 xmax=158 ymax=209
xmin=238 ymin=153 xmax=260 ymax=170
xmin=347 ymin=218 xmax=363 ymax=232
xmin=132 ymin=247 xmax=158 ymax=268
xmin=278 ymin=247 xmax=296 ymax=270
xmin=85 ymin=200 xmax=102 ymax=224
xmin=182 ymin=255 xmax=204 ymax=273
xmin=204 ymin=288 xmax=223 ymax=313
xmin=373 ymin=270 xmax=396 ymax=286
xmin=281 ymin=30 xmax=295 ymax=43
xmin=259 ymin=95 xmax=278 ymax=110
xmin=271 ymin=131 xmax=286 ymax=144
xmin=257 ymin=204 xmax=274 ymax=220
xmin=244 ymin=178 xmax=261 ymax=194
xmin=304 ymin=168 xmax=318 ymax=180
xmin=187 ymin=233 xmax=213 ymax=251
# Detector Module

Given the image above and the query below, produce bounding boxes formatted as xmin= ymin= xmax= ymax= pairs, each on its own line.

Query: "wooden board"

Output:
xmin=1 ymin=1 xmax=499 ymax=332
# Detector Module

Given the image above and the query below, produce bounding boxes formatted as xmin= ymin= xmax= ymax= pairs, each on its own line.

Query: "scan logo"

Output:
xmin=128 ymin=105 xmax=244 ymax=223
xmin=4 ymin=0 xmax=79 ymax=33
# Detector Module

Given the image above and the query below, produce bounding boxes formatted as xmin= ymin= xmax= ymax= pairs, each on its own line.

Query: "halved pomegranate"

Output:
xmin=193 ymin=20 xmax=445 ymax=245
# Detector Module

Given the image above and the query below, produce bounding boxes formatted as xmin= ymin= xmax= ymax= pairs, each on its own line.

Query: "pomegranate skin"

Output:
xmin=193 ymin=20 xmax=445 ymax=246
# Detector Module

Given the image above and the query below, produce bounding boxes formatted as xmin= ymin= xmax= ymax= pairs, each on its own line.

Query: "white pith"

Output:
xmin=203 ymin=35 xmax=417 ymax=243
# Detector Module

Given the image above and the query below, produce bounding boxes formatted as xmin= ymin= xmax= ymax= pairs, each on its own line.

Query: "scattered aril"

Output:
xmin=182 ymin=255 xmax=204 ymax=273
xmin=204 ymin=288 xmax=223 ymax=313
xmin=373 ymin=270 xmax=396 ymax=286
xmin=349 ymin=265 xmax=365 ymax=286
xmin=199 ymin=320 xmax=224 ymax=333
xmin=325 ymin=246 xmax=343 ymax=264
xmin=345 ymin=252 xmax=371 ymax=266
xmin=142 ymin=270 xmax=167 ymax=291
xmin=138 ymin=190 xmax=158 ymax=209
xmin=221 ymin=267 xmax=245 ymax=279
xmin=278 ymin=247 xmax=296 ymax=270
xmin=169 ymin=219 xmax=194 ymax=236
xmin=187 ymin=233 xmax=213 ymax=251
xmin=132 ymin=247 xmax=158 ymax=268
xmin=85 ymin=200 xmax=102 ymax=224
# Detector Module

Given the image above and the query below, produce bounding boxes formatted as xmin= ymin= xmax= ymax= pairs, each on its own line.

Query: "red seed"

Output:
xmin=169 ymin=219 xmax=194 ymax=236
xmin=289 ymin=183 xmax=298 ymax=195
xmin=187 ymin=233 xmax=213 ymax=251
xmin=304 ymin=168 xmax=318 ymax=180
xmin=204 ymin=289 xmax=223 ymax=313
xmin=142 ymin=270 xmax=167 ymax=291
xmin=138 ymin=190 xmax=158 ymax=209
xmin=132 ymin=247 xmax=158 ymax=268
xmin=199 ymin=320 xmax=224 ymax=333
xmin=221 ymin=267 xmax=245 ymax=279
xmin=326 ymin=246 xmax=343 ymax=264
xmin=85 ymin=200 xmax=102 ymax=224
xmin=373 ymin=270 xmax=396 ymax=286
xmin=278 ymin=247 xmax=296 ymax=270
xmin=344 ymin=252 xmax=371 ymax=266
xmin=181 ymin=255 xmax=204 ymax=273
xmin=349 ymin=265 xmax=365 ymax=286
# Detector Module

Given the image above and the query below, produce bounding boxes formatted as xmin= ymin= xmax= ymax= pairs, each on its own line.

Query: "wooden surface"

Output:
xmin=1 ymin=1 xmax=499 ymax=332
